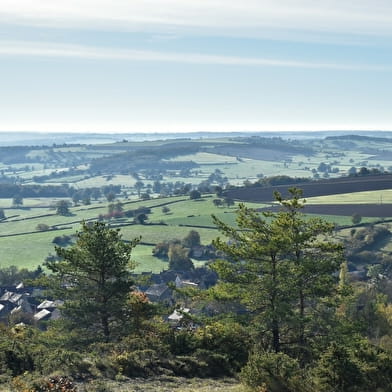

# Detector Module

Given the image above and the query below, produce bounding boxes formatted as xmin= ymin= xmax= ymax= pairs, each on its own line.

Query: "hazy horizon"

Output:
xmin=1 ymin=1 xmax=392 ymax=133
xmin=2 ymin=129 xmax=392 ymax=147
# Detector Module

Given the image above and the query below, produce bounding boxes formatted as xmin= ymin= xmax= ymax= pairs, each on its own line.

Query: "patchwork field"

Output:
xmin=3 ymin=134 xmax=392 ymax=272
xmin=1 ymin=187 xmax=390 ymax=271
xmin=0 ymin=195 xmax=254 ymax=270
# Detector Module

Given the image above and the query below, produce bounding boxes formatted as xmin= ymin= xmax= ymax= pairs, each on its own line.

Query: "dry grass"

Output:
xmin=77 ymin=377 xmax=245 ymax=392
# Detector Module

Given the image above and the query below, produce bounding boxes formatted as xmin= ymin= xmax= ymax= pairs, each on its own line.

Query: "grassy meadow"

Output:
xmin=0 ymin=195 xmax=258 ymax=270
xmin=306 ymin=189 xmax=392 ymax=204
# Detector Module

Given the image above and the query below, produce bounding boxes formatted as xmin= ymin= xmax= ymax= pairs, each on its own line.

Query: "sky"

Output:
xmin=1 ymin=0 xmax=392 ymax=133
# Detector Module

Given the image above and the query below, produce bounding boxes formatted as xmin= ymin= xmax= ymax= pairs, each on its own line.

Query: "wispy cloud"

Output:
xmin=1 ymin=1 xmax=392 ymax=38
xmin=0 ymin=41 xmax=389 ymax=71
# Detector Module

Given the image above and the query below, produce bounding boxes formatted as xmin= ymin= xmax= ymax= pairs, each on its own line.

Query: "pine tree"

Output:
xmin=45 ymin=222 xmax=140 ymax=343
xmin=212 ymin=188 xmax=344 ymax=357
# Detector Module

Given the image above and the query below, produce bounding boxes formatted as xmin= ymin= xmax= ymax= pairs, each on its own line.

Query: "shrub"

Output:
xmin=35 ymin=348 xmax=90 ymax=378
xmin=167 ymin=355 xmax=209 ymax=378
xmin=36 ymin=223 xmax=50 ymax=231
xmin=112 ymin=349 xmax=159 ymax=377
xmin=182 ymin=230 xmax=201 ymax=248
xmin=194 ymin=349 xmax=232 ymax=376
xmin=134 ymin=213 xmax=148 ymax=224
xmin=194 ymin=322 xmax=249 ymax=371
xmin=352 ymin=213 xmax=362 ymax=225
xmin=168 ymin=244 xmax=194 ymax=271
xmin=52 ymin=235 xmax=72 ymax=246
xmin=189 ymin=190 xmax=201 ymax=200
xmin=312 ymin=343 xmax=364 ymax=392
xmin=56 ymin=200 xmax=70 ymax=216
xmin=162 ymin=206 xmax=170 ymax=214
xmin=152 ymin=242 xmax=170 ymax=258
xmin=240 ymin=351 xmax=303 ymax=392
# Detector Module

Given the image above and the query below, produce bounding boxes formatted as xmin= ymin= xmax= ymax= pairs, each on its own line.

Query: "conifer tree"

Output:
xmin=212 ymin=188 xmax=344 ymax=357
xmin=46 ymin=221 xmax=140 ymax=343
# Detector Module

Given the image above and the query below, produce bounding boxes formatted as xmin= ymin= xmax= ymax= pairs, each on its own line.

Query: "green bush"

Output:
xmin=312 ymin=341 xmax=392 ymax=392
xmin=34 ymin=348 xmax=90 ymax=378
xmin=240 ymin=351 xmax=304 ymax=392
xmin=112 ymin=349 xmax=159 ymax=377
xmin=0 ymin=343 xmax=34 ymax=377
xmin=167 ymin=355 xmax=209 ymax=378
xmin=194 ymin=322 xmax=250 ymax=370
xmin=194 ymin=349 xmax=232 ymax=376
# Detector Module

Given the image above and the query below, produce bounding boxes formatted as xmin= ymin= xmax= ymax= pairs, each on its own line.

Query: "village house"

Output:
xmin=167 ymin=307 xmax=191 ymax=328
xmin=0 ymin=283 xmax=62 ymax=326
xmin=145 ymin=283 xmax=173 ymax=303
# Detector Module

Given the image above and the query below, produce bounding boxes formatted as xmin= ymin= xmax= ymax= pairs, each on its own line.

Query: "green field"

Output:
xmin=0 ymin=196 xmax=248 ymax=270
xmin=74 ymin=175 xmax=138 ymax=188
xmin=306 ymin=189 xmax=392 ymax=204
xmin=168 ymin=152 xmax=238 ymax=164
xmin=1 ymin=190 xmax=390 ymax=270
xmin=306 ymin=213 xmax=378 ymax=226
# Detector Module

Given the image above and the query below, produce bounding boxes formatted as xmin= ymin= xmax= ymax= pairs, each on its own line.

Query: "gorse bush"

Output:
xmin=240 ymin=351 xmax=304 ymax=392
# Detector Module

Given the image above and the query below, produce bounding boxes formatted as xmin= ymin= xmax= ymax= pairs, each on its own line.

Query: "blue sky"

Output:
xmin=1 ymin=0 xmax=392 ymax=133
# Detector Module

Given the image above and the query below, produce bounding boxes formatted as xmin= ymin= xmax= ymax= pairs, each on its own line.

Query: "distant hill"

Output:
xmin=2 ymin=130 xmax=392 ymax=146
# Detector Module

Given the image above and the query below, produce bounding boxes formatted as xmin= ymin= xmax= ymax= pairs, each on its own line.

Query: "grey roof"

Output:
xmin=37 ymin=300 xmax=55 ymax=309
xmin=175 ymin=275 xmax=199 ymax=288
xmin=0 ymin=291 xmax=14 ymax=302
xmin=11 ymin=305 xmax=22 ymax=315
xmin=12 ymin=299 xmax=33 ymax=314
xmin=180 ymin=280 xmax=198 ymax=288
xmin=145 ymin=283 xmax=170 ymax=297
xmin=50 ymin=308 xmax=61 ymax=320
xmin=34 ymin=309 xmax=51 ymax=321
xmin=0 ymin=291 xmax=23 ymax=304
xmin=37 ymin=299 xmax=64 ymax=309
xmin=9 ymin=293 xmax=23 ymax=304
xmin=168 ymin=308 xmax=190 ymax=321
